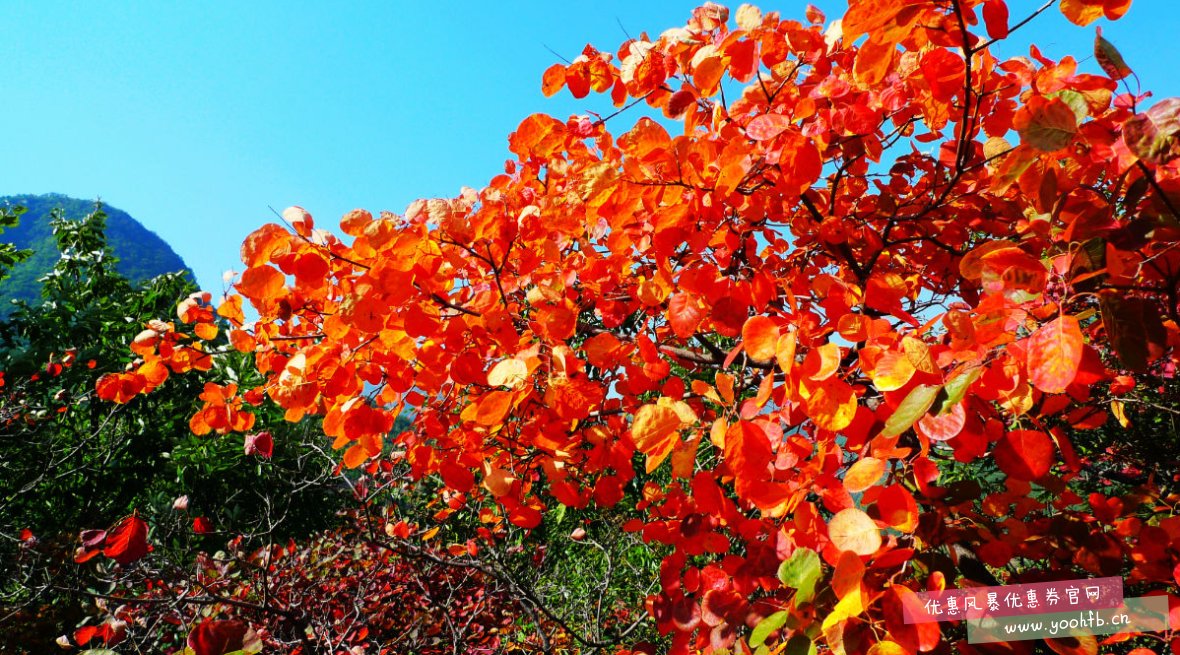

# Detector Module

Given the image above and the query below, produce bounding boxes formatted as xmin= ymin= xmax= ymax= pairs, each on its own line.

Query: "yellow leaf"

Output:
xmin=488 ymin=358 xmax=529 ymax=389
xmin=828 ymin=508 xmax=881 ymax=556
xmin=1111 ymin=400 xmax=1129 ymax=428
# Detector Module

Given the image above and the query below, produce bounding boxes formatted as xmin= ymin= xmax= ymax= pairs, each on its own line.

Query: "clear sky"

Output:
xmin=3 ymin=1 xmax=1178 ymax=295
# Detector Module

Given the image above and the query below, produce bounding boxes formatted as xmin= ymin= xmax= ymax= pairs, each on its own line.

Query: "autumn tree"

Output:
xmin=89 ymin=0 xmax=1180 ymax=653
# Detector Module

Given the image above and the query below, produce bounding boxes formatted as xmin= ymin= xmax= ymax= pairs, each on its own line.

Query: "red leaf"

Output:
xmin=982 ymin=0 xmax=1009 ymax=40
xmin=667 ymin=292 xmax=705 ymax=340
xmin=188 ymin=619 xmax=256 ymax=655
xmin=244 ymin=431 xmax=274 ymax=458
xmin=74 ymin=625 xmax=99 ymax=645
xmin=1123 ymin=98 xmax=1180 ymax=165
xmin=994 ymin=429 xmax=1054 ymax=481
xmin=80 ymin=529 xmax=107 ymax=549
xmin=192 ymin=516 xmax=214 ymax=534
xmin=507 ymin=502 xmax=542 ymax=529
xmin=102 ymin=515 xmax=149 ymax=565
xmin=746 ymin=114 xmax=792 ymax=141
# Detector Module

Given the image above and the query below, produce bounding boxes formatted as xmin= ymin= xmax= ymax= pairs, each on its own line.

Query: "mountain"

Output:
xmin=0 ymin=193 xmax=192 ymax=308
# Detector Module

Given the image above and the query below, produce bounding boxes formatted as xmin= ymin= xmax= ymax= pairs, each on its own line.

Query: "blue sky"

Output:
xmin=2 ymin=1 xmax=1178 ymax=295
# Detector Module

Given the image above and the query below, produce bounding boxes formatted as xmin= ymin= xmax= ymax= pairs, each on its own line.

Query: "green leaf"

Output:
xmin=880 ymin=384 xmax=941 ymax=437
xmin=1050 ymin=90 xmax=1089 ymax=122
xmin=750 ymin=610 xmax=789 ymax=647
xmin=778 ymin=547 xmax=821 ymax=604
xmin=1018 ymin=97 xmax=1078 ymax=151
xmin=932 ymin=366 xmax=981 ymax=415
xmin=785 ymin=634 xmax=816 ymax=655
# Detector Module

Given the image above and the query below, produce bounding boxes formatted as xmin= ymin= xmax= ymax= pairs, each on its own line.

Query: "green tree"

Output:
xmin=0 ymin=202 xmax=32 ymax=282
xmin=0 ymin=205 xmax=344 ymax=653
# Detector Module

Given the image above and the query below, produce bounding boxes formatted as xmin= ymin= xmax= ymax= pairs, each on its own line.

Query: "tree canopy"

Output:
xmin=14 ymin=1 xmax=1180 ymax=654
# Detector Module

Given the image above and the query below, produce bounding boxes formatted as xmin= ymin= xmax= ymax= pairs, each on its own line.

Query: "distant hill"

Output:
xmin=0 ymin=194 xmax=192 ymax=309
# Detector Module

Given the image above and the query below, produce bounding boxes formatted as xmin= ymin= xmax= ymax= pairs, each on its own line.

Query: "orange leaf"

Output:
xmin=693 ymin=55 xmax=727 ymax=97
xmin=1059 ymin=0 xmax=1104 ymax=26
xmin=801 ymin=376 xmax=858 ymax=432
xmin=871 ymin=350 xmax=915 ymax=391
xmin=541 ymin=63 xmax=566 ymax=97
xmin=868 ymin=642 xmax=911 ymax=655
xmin=828 ymin=508 xmax=882 ymax=556
xmin=854 ymin=36 xmax=895 ymax=86
xmin=778 ymin=130 xmax=823 ymax=196
xmin=342 ymin=443 xmax=368 ymax=469
xmin=742 ymin=316 xmax=780 ymax=362
xmin=237 ymin=266 xmax=285 ymax=301
xmin=832 ymin=549 xmax=865 ymax=599
xmin=1027 ymin=315 xmax=1084 ymax=394
xmin=507 ymin=502 xmax=542 ymax=529
xmin=802 ymin=342 xmax=841 ymax=381
xmin=844 ymin=457 xmax=887 ymax=493
xmin=194 ymin=322 xmax=218 ymax=341
xmin=475 ymin=391 xmax=513 ymax=426
xmin=876 ymin=484 xmax=918 ymax=533
xmin=96 ymin=373 xmax=145 ymax=404
xmin=668 ymin=292 xmax=705 ymax=340
xmin=843 ymin=0 xmax=905 ymax=42
xmin=240 ymin=223 xmax=288 ymax=267
xmin=776 ymin=331 xmax=798 ymax=375
xmin=632 ymin=400 xmax=695 ymax=472
xmin=716 ymin=372 xmax=735 ymax=405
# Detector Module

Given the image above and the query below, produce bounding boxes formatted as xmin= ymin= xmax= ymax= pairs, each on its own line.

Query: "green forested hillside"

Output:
xmin=0 ymin=194 xmax=191 ymax=308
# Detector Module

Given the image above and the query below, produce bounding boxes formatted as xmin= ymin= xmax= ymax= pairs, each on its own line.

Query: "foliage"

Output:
xmin=0 ymin=193 xmax=191 ymax=310
xmin=64 ymin=0 xmax=1180 ymax=653
xmin=0 ymin=202 xmax=32 ymax=282
xmin=0 ymin=208 xmax=342 ymax=653
xmin=55 ymin=459 xmax=657 ymax=654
